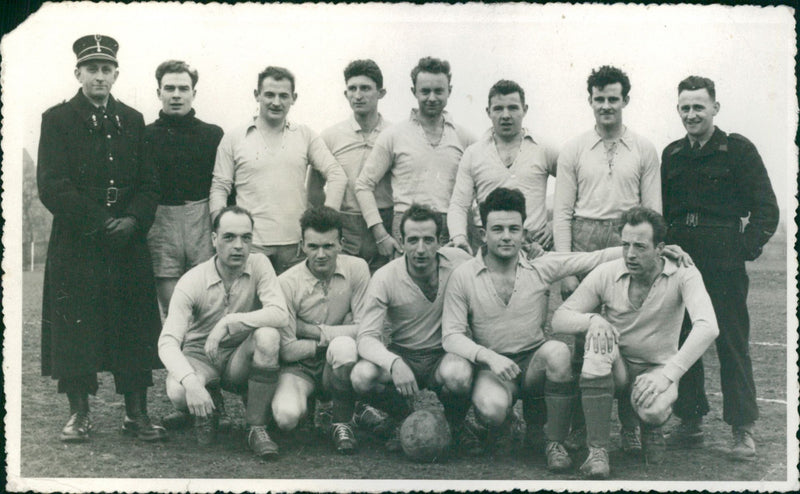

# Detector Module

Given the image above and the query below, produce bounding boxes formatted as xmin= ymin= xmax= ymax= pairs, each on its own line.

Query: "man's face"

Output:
xmin=302 ymin=228 xmax=342 ymax=279
xmin=412 ymin=71 xmax=450 ymax=119
xmin=402 ymin=219 xmax=440 ymax=272
xmin=255 ymin=77 xmax=296 ymax=124
xmin=74 ymin=61 xmax=118 ymax=103
xmin=158 ymin=71 xmax=195 ymax=117
xmin=621 ymin=222 xmax=664 ymax=278
xmin=345 ymin=75 xmax=385 ymax=118
xmin=589 ymin=83 xmax=628 ymax=128
xmin=482 ymin=210 xmax=524 ymax=261
xmin=487 ymin=92 xmax=527 ymax=140
xmin=212 ymin=212 xmax=253 ymax=270
xmin=677 ymin=88 xmax=719 ymax=141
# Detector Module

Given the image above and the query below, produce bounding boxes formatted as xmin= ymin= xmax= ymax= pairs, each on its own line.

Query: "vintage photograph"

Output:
xmin=2 ymin=2 xmax=797 ymax=492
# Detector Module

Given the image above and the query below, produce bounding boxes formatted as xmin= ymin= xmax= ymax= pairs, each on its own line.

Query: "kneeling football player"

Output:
xmin=271 ymin=207 xmax=373 ymax=454
xmin=158 ymin=206 xmax=289 ymax=458
xmin=552 ymin=206 xmax=718 ymax=479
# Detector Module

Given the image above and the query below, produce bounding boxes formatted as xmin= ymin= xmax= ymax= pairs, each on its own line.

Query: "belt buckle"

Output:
xmin=106 ymin=186 xmax=119 ymax=204
xmin=686 ymin=212 xmax=698 ymax=227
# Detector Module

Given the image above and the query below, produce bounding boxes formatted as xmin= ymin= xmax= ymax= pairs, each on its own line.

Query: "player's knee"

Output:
xmin=252 ymin=327 xmax=280 ymax=360
xmin=472 ymin=392 xmax=510 ymax=427
xmin=636 ymin=401 xmax=672 ymax=426
xmin=350 ymin=360 xmax=381 ymax=394
xmin=541 ymin=341 xmax=572 ymax=380
xmin=327 ymin=336 xmax=358 ymax=369
xmin=581 ymin=345 xmax=615 ymax=379
xmin=272 ymin=397 xmax=306 ymax=431
xmin=438 ymin=355 xmax=473 ymax=395
xmin=165 ymin=375 xmax=187 ymax=410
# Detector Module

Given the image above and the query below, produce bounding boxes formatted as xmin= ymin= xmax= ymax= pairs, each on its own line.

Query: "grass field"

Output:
xmin=14 ymin=231 xmax=793 ymax=485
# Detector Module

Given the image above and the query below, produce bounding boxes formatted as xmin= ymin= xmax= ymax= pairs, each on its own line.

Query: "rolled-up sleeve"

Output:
xmin=308 ymin=132 xmax=347 ymax=211
xmin=356 ymin=272 xmax=399 ymax=373
xmin=158 ymin=286 xmax=199 ymax=383
xmin=553 ymin=144 xmax=578 ymax=252
xmin=640 ymin=141 xmax=662 ymax=214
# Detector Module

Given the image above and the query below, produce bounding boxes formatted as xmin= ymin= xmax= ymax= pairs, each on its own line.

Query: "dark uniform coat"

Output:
xmin=661 ymin=126 xmax=778 ymax=426
xmin=38 ymin=90 xmax=161 ymax=380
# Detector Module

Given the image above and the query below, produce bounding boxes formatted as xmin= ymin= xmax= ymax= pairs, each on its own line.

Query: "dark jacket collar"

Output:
xmin=69 ymin=90 xmax=122 ymax=131
xmin=671 ymin=126 xmax=728 ymax=157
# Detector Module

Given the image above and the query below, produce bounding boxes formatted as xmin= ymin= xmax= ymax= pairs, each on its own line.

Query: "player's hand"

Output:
xmin=522 ymin=241 xmax=545 ymax=260
xmin=105 ymin=216 xmax=137 ymax=239
xmin=390 ymin=358 xmax=419 ymax=397
xmin=560 ymin=276 xmax=580 ymax=300
xmin=446 ymin=234 xmax=472 ymax=255
xmin=376 ymin=235 xmax=403 ymax=259
xmin=182 ymin=375 xmax=215 ymax=418
xmin=585 ymin=315 xmax=619 ymax=355
xmin=483 ymin=350 xmax=521 ymax=381
xmin=662 ymin=244 xmax=694 ymax=267
xmin=632 ymin=372 xmax=672 ymax=409
xmin=204 ymin=317 xmax=228 ymax=362
xmin=530 ymin=223 xmax=554 ymax=251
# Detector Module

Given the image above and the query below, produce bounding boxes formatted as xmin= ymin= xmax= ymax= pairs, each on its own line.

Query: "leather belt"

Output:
xmin=671 ymin=212 xmax=741 ymax=230
xmin=81 ymin=185 xmax=132 ymax=206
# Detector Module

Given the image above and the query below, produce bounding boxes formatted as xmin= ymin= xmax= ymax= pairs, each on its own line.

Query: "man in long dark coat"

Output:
xmin=37 ymin=34 xmax=166 ymax=443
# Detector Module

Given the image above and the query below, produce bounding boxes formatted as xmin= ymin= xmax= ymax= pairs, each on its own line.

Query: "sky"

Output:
xmin=2 ymin=2 xmax=796 ymax=216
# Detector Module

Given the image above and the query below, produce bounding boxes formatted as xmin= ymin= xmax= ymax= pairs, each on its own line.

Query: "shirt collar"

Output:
xmin=481 ymin=127 xmax=537 ymax=145
xmin=347 ymin=113 xmax=386 ymax=134
xmin=590 ymin=126 xmax=632 ymax=150
xmin=205 ymin=255 xmax=253 ymax=288
xmin=614 ymin=256 xmax=678 ymax=281
xmin=471 ymin=246 xmax=531 ymax=275
xmin=409 ymin=108 xmax=455 ymax=128
xmin=297 ymin=258 xmax=347 ymax=286
xmin=244 ymin=117 xmax=295 ymax=136
xmin=670 ymin=127 xmax=727 ymax=156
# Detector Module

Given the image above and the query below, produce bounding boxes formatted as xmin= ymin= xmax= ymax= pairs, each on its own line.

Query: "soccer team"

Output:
xmin=37 ymin=34 xmax=779 ymax=479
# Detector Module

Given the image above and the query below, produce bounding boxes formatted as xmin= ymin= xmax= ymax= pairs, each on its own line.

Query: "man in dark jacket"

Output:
xmin=37 ymin=34 xmax=165 ymax=443
xmin=661 ymin=75 xmax=779 ymax=460
xmin=144 ymin=59 xmax=226 ymax=430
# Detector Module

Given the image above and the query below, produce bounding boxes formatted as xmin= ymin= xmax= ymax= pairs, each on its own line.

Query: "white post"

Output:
xmin=30 ymin=241 xmax=35 ymax=272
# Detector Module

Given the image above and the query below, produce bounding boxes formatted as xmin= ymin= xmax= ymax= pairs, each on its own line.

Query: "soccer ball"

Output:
xmin=399 ymin=409 xmax=451 ymax=462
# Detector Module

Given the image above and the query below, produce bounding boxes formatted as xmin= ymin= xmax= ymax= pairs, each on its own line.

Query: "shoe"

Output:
xmin=455 ymin=413 xmax=487 ymax=456
xmin=209 ymin=388 xmax=233 ymax=433
xmin=641 ymin=427 xmax=666 ymax=465
xmin=564 ymin=425 xmax=587 ymax=451
xmin=620 ymin=426 xmax=642 ymax=455
xmin=162 ymin=410 xmax=193 ymax=430
xmin=666 ymin=418 xmax=704 ymax=449
xmin=730 ymin=425 xmax=756 ymax=461
xmin=247 ymin=425 xmax=279 ymax=458
xmin=122 ymin=414 xmax=168 ymax=442
xmin=330 ymin=422 xmax=357 ymax=454
xmin=61 ymin=412 xmax=92 ymax=443
xmin=353 ymin=402 xmax=391 ymax=437
xmin=525 ymin=424 xmax=546 ymax=452
xmin=385 ymin=424 xmax=402 ymax=452
xmin=579 ymin=447 xmax=610 ymax=479
xmin=545 ymin=441 xmax=573 ymax=472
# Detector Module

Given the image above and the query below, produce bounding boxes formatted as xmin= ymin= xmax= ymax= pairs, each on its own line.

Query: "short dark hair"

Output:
xmin=587 ymin=65 xmax=631 ymax=98
xmin=479 ymin=187 xmax=526 ymax=227
xmin=155 ymin=60 xmax=198 ymax=88
xmin=344 ymin=59 xmax=383 ymax=89
xmin=677 ymin=75 xmax=716 ymax=101
xmin=410 ymin=56 xmax=451 ymax=86
xmin=621 ymin=206 xmax=667 ymax=245
xmin=257 ymin=66 xmax=295 ymax=93
xmin=487 ymin=79 xmax=526 ymax=107
xmin=213 ymin=205 xmax=254 ymax=232
xmin=400 ymin=204 xmax=442 ymax=239
xmin=300 ymin=206 xmax=343 ymax=239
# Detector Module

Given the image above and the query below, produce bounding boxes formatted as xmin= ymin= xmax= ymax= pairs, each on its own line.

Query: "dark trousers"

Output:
xmin=58 ymin=371 xmax=153 ymax=395
xmin=673 ymin=267 xmax=758 ymax=426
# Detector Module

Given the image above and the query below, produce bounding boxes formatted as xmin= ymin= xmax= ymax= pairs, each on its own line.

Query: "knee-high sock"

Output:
xmin=437 ymin=389 xmax=471 ymax=429
xmin=544 ymin=380 xmax=576 ymax=442
xmin=246 ymin=366 xmax=279 ymax=426
xmin=523 ymin=394 xmax=546 ymax=430
xmin=617 ymin=386 xmax=638 ymax=430
xmin=67 ymin=392 xmax=89 ymax=415
xmin=327 ymin=365 xmax=356 ymax=424
xmin=580 ymin=374 xmax=614 ymax=449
